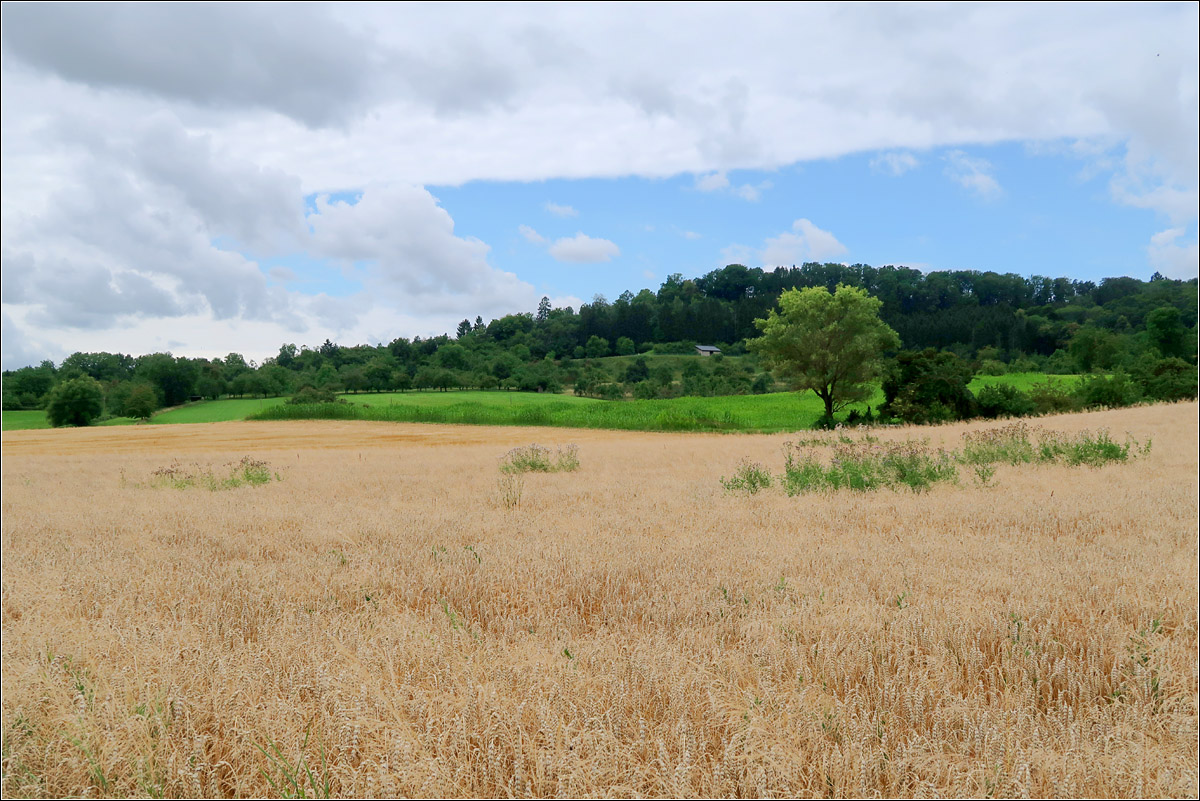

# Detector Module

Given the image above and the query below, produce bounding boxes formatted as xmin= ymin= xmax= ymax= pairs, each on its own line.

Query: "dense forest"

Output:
xmin=4 ymin=263 xmax=1196 ymax=420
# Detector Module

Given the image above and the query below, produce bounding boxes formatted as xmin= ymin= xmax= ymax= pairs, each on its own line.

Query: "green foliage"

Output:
xmin=881 ymin=349 xmax=976 ymax=424
xmin=123 ymin=382 xmax=160 ymax=420
xmin=498 ymin=444 xmax=580 ymax=474
xmin=780 ymin=439 xmax=958 ymax=494
xmin=748 ymin=284 xmax=900 ymax=418
xmin=615 ymin=336 xmax=636 ymax=356
xmin=1072 ymin=371 xmax=1143 ymax=409
xmin=1133 ymin=357 xmax=1198 ymax=402
xmin=45 ymin=376 xmax=105 ymax=427
xmin=287 ymin=386 xmax=340 ymax=405
xmin=959 ymin=422 xmax=1143 ymax=468
xmin=974 ymin=383 xmax=1037 ymax=419
xmin=720 ymin=460 xmax=773 ymax=494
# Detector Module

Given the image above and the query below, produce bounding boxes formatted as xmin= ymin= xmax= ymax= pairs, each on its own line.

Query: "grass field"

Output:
xmin=1 ymin=403 xmax=1195 ymax=797
xmin=0 ymin=374 xmax=1084 ymax=433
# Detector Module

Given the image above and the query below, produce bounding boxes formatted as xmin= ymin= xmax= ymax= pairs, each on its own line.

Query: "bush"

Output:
xmin=1072 ymin=371 xmax=1142 ymax=409
xmin=1026 ymin=380 xmax=1080 ymax=415
xmin=975 ymin=384 xmax=1037 ymax=419
xmin=288 ymin=386 xmax=341 ymax=405
xmin=1134 ymin=358 xmax=1198 ymax=402
xmin=45 ymin=376 xmax=105 ymax=427
xmin=881 ymin=349 xmax=976 ymax=424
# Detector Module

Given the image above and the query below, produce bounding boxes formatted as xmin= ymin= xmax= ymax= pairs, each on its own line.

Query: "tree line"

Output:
xmin=4 ymin=263 xmax=1196 ymax=425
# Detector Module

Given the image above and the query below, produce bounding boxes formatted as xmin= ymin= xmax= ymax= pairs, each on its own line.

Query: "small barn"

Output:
xmin=695 ymin=345 xmax=722 ymax=357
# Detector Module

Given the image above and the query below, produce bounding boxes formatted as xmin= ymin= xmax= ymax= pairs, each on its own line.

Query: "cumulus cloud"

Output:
xmin=1147 ymin=227 xmax=1200 ymax=279
xmin=693 ymin=171 xmax=770 ymax=201
xmin=944 ymin=150 xmax=1002 ymax=199
xmin=548 ymin=233 xmax=621 ymax=263
xmin=762 ymin=219 xmax=848 ymax=266
xmin=307 ymin=185 xmax=540 ymax=316
xmin=544 ymin=202 xmax=578 ymax=218
xmin=725 ymin=219 xmax=848 ymax=268
xmin=518 ymin=224 xmax=547 ymax=244
xmin=871 ymin=151 xmax=920 ymax=176
xmin=0 ymin=3 xmax=381 ymax=128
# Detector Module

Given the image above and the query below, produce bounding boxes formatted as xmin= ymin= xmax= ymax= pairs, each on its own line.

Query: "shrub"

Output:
xmin=975 ymin=384 xmax=1037 ymax=419
xmin=1134 ymin=358 xmax=1198 ymax=402
xmin=1026 ymin=379 xmax=1080 ymax=415
xmin=287 ymin=386 xmax=340 ymax=405
xmin=1072 ymin=371 xmax=1142 ymax=409
xmin=45 ymin=376 xmax=105 ymax=427
xmin=881 ymin=349 xmax=976 ymax=424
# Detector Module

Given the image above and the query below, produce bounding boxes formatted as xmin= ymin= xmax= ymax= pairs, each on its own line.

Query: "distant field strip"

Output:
xmin=1 ymin=374 xmax=1080 ymax=432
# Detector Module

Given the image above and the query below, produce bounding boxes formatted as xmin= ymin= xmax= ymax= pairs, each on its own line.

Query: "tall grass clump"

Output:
xmin=960 ymin=422 xmax=1147 ymax=468
xmin=499 ymin=444 xmax=580 ymax=474
xmin=145 ymin=457 xmax=278 ymax=491
xmin=719 ymin=460 xmax=773 ymax=494
xmin=780 ymin=439 xmax=958 ymax=494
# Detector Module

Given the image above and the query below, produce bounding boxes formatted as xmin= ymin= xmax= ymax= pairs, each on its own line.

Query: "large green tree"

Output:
xmin=45 ymin=376 xmax=105 ymax=427
xmin=748 ymin=284 xmax=900 ymax=419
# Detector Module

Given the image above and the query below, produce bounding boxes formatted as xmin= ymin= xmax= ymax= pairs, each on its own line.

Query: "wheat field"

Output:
xmin=2 ymin=403 xmax=1197 ymax=797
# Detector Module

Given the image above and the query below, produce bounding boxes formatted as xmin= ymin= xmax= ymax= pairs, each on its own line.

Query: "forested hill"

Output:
xmin=573 ymin=264 xmax=1197 ymax=357
xmin=3 ymin=263 xmax=1197 ymax=413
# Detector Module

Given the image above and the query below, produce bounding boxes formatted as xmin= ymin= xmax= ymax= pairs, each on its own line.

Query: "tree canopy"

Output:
xmin=748 ymin=284 xmax=900 ymax=418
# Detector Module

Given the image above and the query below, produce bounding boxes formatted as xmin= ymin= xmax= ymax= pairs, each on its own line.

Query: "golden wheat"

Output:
xmin=2 ymin=403 xmax=1197 ymax=797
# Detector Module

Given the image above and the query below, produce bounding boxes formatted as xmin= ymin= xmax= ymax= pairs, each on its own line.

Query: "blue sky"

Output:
xmin=425 ymin=142 xmax=1177 ymax=309
xmin=2 ymin=3 xmax=1196 ymax=367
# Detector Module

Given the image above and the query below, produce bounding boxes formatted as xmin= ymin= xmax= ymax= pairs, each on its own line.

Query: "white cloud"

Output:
xmin=681 ymin=230 xmax=702 ymax=240
xmin=694 ymin=171 xmax=730 ymax=192
xmin=871 ymin=151 xmax=919 ymax=176
xmin=307 ymin=184 xmax=540 ymax=316
xmin=518 ymin=224 xmax=546 ymax=244
xmin=2 ymin=3 xmax=1197 ymax=363
xmin=725 ymin=219 xmax=847 ymax=268
xmin=544 ymin=202 xmax=578 ymax=218
xmin=694 ymin=170 xmax=769 ymax=201
xmin=944 ymin=150 xmax=1002 ymax=199
xmin=548 ymin=233 xmax=621 ymax=263
xmin=762 ymin=219 xmax=848 ymax=266
xmin=1147 ymin=227 xmax=1199 ymax=279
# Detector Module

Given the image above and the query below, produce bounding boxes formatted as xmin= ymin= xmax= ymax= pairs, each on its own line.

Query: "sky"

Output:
xmin=1 ymin=2 xmax=1197 ymax=369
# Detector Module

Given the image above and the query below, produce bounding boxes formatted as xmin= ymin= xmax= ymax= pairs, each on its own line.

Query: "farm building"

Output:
xmin=695 ymin=345 xmax=722 ymax=356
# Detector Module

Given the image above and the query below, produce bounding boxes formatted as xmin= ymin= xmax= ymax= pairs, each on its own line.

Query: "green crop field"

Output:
xmin=1 ymin=410 xmax=53 ymax=431
xmin=1 ymin=374 xmax=1084 ymax=433
xmin=252 ymin=389 xmax=873 ymax=433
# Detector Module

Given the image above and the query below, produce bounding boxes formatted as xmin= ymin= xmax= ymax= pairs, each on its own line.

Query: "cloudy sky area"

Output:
xmin=1 ymin=2 xmax=1196 ymax=368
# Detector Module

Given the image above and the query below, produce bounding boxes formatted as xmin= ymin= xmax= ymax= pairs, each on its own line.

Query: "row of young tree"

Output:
xmin=4 ymin=263 xmax=1196 ymax=426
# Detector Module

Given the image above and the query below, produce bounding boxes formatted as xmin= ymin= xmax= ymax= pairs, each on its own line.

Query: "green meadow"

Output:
xmin=2 ymin=373 xmax=1081 ymax=433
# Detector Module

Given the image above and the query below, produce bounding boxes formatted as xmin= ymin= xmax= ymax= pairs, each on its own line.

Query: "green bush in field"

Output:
xmin=46 ymin=376 xmax=105 ymax=427
xmin=288 ymin=386 xmax=341 ymax=405
xmin=1072 ymin=371 xmax=1142 ymax=409
xmin=1026 ymin=379 xmax=1081 ymax=415
xmin=975 ymin=384 xmax=1037 ymax=419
